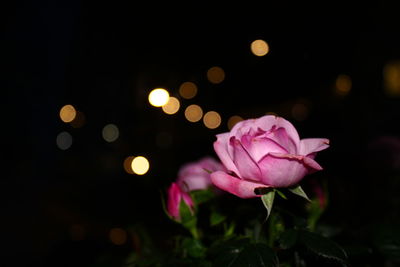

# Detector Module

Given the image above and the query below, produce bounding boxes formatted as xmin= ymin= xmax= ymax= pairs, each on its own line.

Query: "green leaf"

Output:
xmin=224 ymin=222 xmax=236 ymax=238
xmin=275 ymin=189 xmax=288 ymax=200
xmin=279 ymin=229 xmax=298 ymax=249
xmin=179 ymin=199 xmax=198 ymax=239
xmin=211 ymin=241 xmax=279 ymax=267
xmin=299 ymin=230 xmax=348 ymax=263
xmin=289 ymin=185 xmax=311 ymax=202
xmin=210 ymin=211 xmax=226 ymax=226
xmin=182 ymin=238 xmax=206 ymax=258
xmin=190 ymin=189 xmax=215 ymax=205
xmin=261 ymin=191 xmax=276 ymax=220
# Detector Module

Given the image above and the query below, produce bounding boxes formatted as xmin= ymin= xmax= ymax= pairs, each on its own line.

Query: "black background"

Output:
xmin=3 ymin=1 xmax=400 ymax=266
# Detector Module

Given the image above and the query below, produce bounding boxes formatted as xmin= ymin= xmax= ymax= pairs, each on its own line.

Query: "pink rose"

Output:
xmin=210 ymin=115 xmax=329 ymax=198
xmin=166 ymin=182 xmax=194 ymax=221
xmin=177 ymin=157 xmax=225 ymax=192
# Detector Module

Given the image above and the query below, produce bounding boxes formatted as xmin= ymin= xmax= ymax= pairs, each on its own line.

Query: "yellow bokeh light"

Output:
xmin=148 ymin=88 xmax=170 ymax=107
xmin=250 ymin=39 xmax=270 ymax=56
xmin=59 ymin=104 xmax=76 ymax=123
xmin=227 ymin=115 xmax=243 ymax=130
xmin=179 ymin=82 xmax=198 ymax=99
xmin=123 ymin=156 xmax=135 ymax=174
xmin=383 ymin=62 xmax=400 ymax=96
xmin=203 ymin=111 xmax=221 ymax=129
xmin=109 ymin=228 xmax=127 ymax=245
xmin=184 ymin=104 xmax=203 ymax=122
xmin=131 ymin=156 xmax=150 ymax=175
xmin=162 ymin=97 xmax=180 ymax=115
xmin=207 ymin=66 xmax=225 ymax=84
xmin=335 ymin=74 xmax=352 ymax=96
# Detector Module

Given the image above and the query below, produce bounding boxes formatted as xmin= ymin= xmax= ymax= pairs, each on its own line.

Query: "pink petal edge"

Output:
xmin=210 ymin=171 xmax=268 ymax=198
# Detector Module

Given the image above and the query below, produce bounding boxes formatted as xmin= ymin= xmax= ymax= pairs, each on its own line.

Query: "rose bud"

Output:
xmin=177 ymin=157 xmax=225 ymax=192
xmin=166 ymin=182 xmax=195 ymax=221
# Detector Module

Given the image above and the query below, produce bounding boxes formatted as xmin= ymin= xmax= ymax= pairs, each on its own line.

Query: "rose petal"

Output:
xmin=231 ymin=137 xmax=262 ymax=181
xmin=273 ymin=116 xmax=301 ymax=148
xmin=258 ymin=153 xmax=312 ymax=187
xmin=265 ymin=127 xmax=297 ymax=154
xmin=299 ymin=138 xmax=330 ymax=156
xmin=241 ymin=134 xmax=287 ymax=162
xmin=210 ymin=171 xmax=268 ymax=198
xmin=214 ymin=133 xmax=240 ymax=176
xmin=177 ymin=175 xmax=212 ymax=192
xmin=230 ymin=118 xmax=259 ymax=138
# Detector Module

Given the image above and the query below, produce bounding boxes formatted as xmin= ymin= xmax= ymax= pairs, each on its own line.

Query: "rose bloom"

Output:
xmin=210 ymin=115 xmax=329 ymax=198
xmin=177 ymin=157 xmax=225 ymax=192
xmin=166 ymin=182 xmax=194 ymax=221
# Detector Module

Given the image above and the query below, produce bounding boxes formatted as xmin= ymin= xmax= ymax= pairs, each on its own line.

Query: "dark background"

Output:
xmin=3 ymin=2 xmax=400 ymax=266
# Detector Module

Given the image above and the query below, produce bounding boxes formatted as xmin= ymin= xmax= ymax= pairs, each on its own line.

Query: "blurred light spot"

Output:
xmin=59 ymin=104 xmax=76 ymax=123
xmin=70 ymin=224 xmax=85 ymax=241
xmin=335 ymin=74 xmax=352 ymax=96
xmin=156 ymin=132 xmax=173 ymax=149
xmin=131 ymin=156 xmax=150 ymax=175
xmin=56 ymin=131 xmax=72 ymax=150
xmin=179 ymin=82 xmax=198 ymax=99
xmin=70 ymin=111 xmax=85 ymax=128
xmin=203 ymin=111 xmax=221 ymax=129
xmin=185 ymin=104 xmax=203 ymax=122
xmin=123 ymin=156 xmax=135 ymax=174
xmin=102 ymin=124 xmax=119 ymax=142
xmin=207 ymin=66 xmax=225 ymax=84
xmin=250 ymin=39 xmax=269 ymax=56
xmin=383 ymin=62 xmax=400 ymax=96
xmin=291 ymin=101 xmax=309 ymax=121
xmin=109 ymin=228 xmax=127 ymax=245
xmin=162 ymin=97 xmax=180 ymax=115
xmin=227 ymin=115 xmax=243 ymax=130
xmin=148 ymin=88 xmax=170 ymax=107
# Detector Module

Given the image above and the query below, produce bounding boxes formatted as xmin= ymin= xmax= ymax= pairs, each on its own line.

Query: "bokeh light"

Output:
xmin=131 ymin=156 xmax=150 ymax=175
xmin=203 ymin=111 xmax=221 ymax=129
xmin=148 ymin=88 xmax=170 ymax=107
xmin=184 ymin=104 xmax=203 ymax=122
xmin=59 ymin=104 xmax=76 ymax=123
xmin=123 ymin=156 xmax=135 ymax=174
xmin=102 ymin=124 xmax=119 ymax=142
xmin=250 ymin=39 xmax=270 ymax=56
xmin=383 ymin=62 xmax=400 ymax=96
xmin=179 ymin=82 xmax=198 ymax=99
xmin=70 ymin=111 xmax=86 ymax=128
xmin=109 ymin=228 xmax=127 ymax=245
xmin=207 ymin=66 xmax=225 ymax=84
xmin=227 ymin=115 xmax=243 ymax=130
xmin=291 ymin=102 xmax=309 ymax=121
xmin=56 ymin=131 xmax=73 ymax=150
xmin=335 ymin=74 xmax=352 ymax=96
xmin=162 ymin=96 xmax=180 ymax=115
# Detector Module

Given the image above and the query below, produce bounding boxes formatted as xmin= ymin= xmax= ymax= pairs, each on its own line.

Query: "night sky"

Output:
xmin=3 ymin=2 xmax=400 ymax=266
